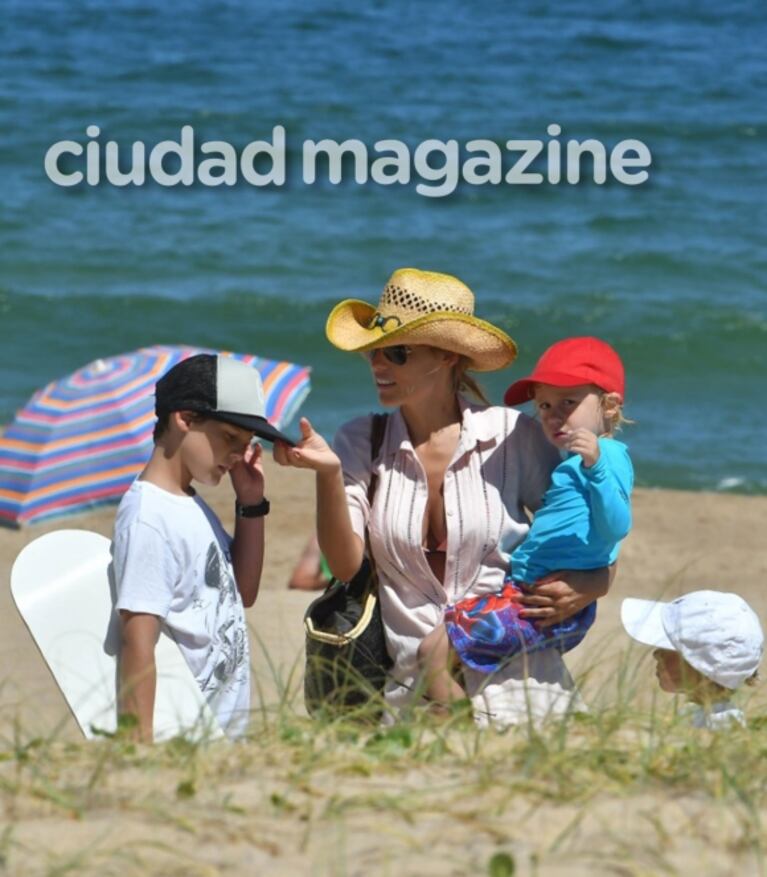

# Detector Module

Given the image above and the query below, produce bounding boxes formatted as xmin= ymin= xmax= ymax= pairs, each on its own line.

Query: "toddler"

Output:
xmin=622 ymin=590 xmax=763 ymax=729
xmin=420 ymin=337 xmax=633 ymax=706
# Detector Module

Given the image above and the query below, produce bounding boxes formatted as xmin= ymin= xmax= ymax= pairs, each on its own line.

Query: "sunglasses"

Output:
xmin=365 ymin=345 xmax=412 ymax=366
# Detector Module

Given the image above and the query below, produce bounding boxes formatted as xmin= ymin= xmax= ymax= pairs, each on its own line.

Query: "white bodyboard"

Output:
xmin=10 ymin=530 xmax=224 ymax=741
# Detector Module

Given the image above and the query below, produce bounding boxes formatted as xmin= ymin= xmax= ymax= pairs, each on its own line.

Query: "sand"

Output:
xmin=1 ymin=459 xmax=766 ymax=874
xmin=3 ymin=459 xmax=765 ymax=733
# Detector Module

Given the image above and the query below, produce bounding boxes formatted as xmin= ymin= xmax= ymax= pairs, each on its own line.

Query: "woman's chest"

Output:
xmin=370 ymin=447 xmax=516 ymax=595
xmin=417 ymin=449 xmax=454 ymax=543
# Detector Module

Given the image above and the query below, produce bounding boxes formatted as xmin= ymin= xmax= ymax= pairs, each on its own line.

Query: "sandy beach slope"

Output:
xmin=1 ymin=459 xmax=766 ymax=876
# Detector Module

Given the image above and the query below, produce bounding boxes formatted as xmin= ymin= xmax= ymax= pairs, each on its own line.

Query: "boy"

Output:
xmin=420 ymin=337 xmax=632 ymax=705
xmin=622 ymin=590 xmax=763 ymax=729
xmin=113 ymin=353 xmax=292 ymax=741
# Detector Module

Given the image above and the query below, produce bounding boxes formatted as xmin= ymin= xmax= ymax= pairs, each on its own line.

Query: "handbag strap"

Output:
xmin=366 ymin=412 xmax=388 ymax=506
xmin=364 ymin=412 xmax=388 ymax=572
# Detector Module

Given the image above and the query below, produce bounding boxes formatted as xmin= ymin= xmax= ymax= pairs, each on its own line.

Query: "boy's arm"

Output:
xmin=231 ymin=515 xmax=265 ymax=608
xmin=119 ymin=610 xmax=161 ymax=742
xmin=230 ymin=443 xmax=266 ymax=607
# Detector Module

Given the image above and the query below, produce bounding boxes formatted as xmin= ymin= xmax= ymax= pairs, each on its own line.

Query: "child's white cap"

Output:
xmin=621 ymin=591 xmax=764 ymax=689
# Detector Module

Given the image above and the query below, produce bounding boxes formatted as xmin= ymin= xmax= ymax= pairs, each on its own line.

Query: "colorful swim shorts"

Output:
xmin=444 ymin=581 xmax=596 ymax=673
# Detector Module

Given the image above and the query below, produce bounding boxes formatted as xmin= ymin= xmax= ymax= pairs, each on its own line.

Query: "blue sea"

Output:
xmin=2 ymin=0 xmax=765 ymax=494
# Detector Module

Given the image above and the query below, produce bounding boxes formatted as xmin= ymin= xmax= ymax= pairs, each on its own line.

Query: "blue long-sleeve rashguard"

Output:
xmin=510 ymin=437 xmax=633 ymax=583
xmin=446 ymin=437 xmax=633 ymax=670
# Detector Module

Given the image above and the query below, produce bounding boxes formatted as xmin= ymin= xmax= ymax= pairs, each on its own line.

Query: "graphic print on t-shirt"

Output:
xmin=204 ymin=541 xmax=239 ymax=605
xmin=200 ymin=541 xmax=247 ymax=695
xmin=213 ymin=618 xmax=246 ymax=682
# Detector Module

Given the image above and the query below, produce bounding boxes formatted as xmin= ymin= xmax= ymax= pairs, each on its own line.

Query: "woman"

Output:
xmin=275 ymin=268 xmax=611 ymax=726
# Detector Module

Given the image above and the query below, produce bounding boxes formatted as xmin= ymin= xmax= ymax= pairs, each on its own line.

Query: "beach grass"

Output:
xmin=2 ymin=646 xmax=766 ymax=877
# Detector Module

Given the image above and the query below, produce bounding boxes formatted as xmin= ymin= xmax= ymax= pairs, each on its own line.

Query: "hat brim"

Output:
xmin=326 ymin=299 xmax=517 ymax=373
xmin=208 ymin=411 xmax=295 ymax=446
xmin=620 ymin=598 xmax=675 ymax=650
xmin=504 ymin=378 xmax=536 ymax=406
xmin=504 ymin=369 xmax=612 ymax=406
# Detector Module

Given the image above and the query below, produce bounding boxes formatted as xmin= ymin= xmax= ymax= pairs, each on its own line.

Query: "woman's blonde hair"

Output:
xmin=454 ymin=355 xmax=490 ymax=405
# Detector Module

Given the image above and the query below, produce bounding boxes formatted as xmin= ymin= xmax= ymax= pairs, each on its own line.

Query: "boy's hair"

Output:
xmin=155 ymin=354 xmax=217 ymax=421
xmin=152 ymin=355 xmax=214 ymax=442
xmin=152 ymin=411 xmax=208 ymax=442
xmin=152 ymin=412 xmax=170 ymax=442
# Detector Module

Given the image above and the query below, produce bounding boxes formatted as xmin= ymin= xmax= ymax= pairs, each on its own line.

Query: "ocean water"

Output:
xmin=2 ymin=0 xmax=766 ymax=494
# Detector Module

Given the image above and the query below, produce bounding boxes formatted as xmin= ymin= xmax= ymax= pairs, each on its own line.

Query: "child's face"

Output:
xmin=533 ymin=383 xmax=606 ymax=448
xmin=652 ymin=648 xmax=707 ymax=694
xmin=181 ymin=417 xmax=254 ymax=486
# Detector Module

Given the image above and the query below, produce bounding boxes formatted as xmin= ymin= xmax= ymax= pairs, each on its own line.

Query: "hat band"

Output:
xmin=367 ymin=312 xmax=403 ymax=333
xmin=381 ymin=283 xmax=474 ymax=317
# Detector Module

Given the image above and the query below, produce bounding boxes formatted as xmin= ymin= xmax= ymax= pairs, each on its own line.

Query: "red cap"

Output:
xmin=504 ymin=336 xmax=625 ymax=406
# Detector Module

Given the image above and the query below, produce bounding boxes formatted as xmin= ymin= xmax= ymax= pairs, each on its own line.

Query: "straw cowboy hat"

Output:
xmin=325 ymin=268 xmax=517 ymax=372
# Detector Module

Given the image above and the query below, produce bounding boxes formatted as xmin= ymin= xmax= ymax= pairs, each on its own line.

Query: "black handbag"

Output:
xmin=303 ymin=413 xmax=392 ymax=717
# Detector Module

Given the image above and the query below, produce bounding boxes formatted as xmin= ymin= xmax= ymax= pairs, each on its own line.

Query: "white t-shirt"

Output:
xmin=113 ymin=480 xmax=250 ymax=738
xmin=688 ymin=701 xmax=746 ymax=730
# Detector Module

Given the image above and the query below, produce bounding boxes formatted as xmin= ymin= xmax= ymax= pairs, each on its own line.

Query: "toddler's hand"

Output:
xmin=564 ymin=428 xmax=600 ymax=468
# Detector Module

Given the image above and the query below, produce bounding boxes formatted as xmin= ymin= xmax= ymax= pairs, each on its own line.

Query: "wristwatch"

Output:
xmin=235 ymin=498 xmax=270 ymax=518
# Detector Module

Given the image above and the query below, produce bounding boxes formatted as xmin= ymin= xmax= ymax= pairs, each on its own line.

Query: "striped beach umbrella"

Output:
xmin=0 ymin=345 xmax=311 ymax=527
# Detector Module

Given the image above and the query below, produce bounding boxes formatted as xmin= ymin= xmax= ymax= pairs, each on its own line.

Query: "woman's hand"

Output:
xmin=273 ymin=417 xmax=341 ymax=474
xmin=517 ymin=567 xmax=613 ymax=627
xmin=230 ymin=442 xmax=265 ymax=504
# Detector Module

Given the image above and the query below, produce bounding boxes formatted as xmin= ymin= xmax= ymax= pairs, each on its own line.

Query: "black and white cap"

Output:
xmin=155 ymin=353 xmax=294 ymax=445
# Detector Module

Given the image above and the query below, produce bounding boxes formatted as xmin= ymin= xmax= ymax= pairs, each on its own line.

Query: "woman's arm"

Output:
xmin=316 ymin=468 xmax=365 ymax=581
xmin=274 ymin=418 xmax=365 ymax=582
xmin=517 ymin=565 xmax=617 ymax=627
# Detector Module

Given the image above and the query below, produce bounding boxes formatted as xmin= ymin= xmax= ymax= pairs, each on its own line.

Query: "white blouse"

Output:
xmin=333 ymin=398 xmax=583 ymax=726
